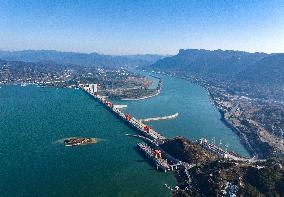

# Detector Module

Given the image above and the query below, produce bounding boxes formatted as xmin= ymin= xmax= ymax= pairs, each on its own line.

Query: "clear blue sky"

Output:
xmin=1 ymin=0 xmax=284 ymax=55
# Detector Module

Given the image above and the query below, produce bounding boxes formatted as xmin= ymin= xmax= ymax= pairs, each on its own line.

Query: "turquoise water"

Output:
xmin=113 ymin=73 xmax=249 ymax=157
xmin=0 ymin=85 xmax=174 ymax=197
xmin=0 ymin=73 xmax=249 ymax=196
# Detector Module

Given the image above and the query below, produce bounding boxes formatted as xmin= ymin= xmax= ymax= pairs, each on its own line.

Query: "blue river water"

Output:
xmin=0 ymin=73 xmax=248 ymax=197
xmin=114 ymin=73 xmax=249 ymax=156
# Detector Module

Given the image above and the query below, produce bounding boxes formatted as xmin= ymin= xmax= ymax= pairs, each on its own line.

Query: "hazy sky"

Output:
xmin=1 ymin=0 xmax=284 ymax=55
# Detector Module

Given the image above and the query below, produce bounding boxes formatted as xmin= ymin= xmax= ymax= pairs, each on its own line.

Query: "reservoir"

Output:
xmin=0 ymin=85 xmax=174 ymax=197
xmin=0 ymin=74 xmax=248 ymax=196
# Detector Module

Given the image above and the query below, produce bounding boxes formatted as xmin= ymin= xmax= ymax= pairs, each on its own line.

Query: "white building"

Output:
xmin=90 ymin=84 xmax=98 ymax=94
xmin=82 ymin=83 xmax=98 ymax=94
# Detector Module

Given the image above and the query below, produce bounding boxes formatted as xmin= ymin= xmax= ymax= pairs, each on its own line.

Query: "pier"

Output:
xmin=113 ymin=104 xmax=127 ymax=109
xmin=139 ymin=112 xmax=179 ymax=122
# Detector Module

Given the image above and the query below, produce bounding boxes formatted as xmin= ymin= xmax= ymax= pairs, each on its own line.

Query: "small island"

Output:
xmin=64 ymin=137 xmax=97 ymax=146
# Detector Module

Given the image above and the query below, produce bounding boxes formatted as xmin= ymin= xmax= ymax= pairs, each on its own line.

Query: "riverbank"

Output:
xmin=216 ymin=106 xmax=254 ymax=157
xmin=197 ymin=83 xmax=272 ymax=158
xmin=121 ymin=77 xmax=162 ymax=100
xmin=206 ymin=88 xmax=278 ymax=159
xmin=146 ymin=70 xmax=276 ymax=159
xmin=212 ymin=98 xmax=274 ymax=159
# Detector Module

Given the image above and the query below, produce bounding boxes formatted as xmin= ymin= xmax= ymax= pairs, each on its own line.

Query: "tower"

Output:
xmin=90 ymin=84 xmax=98 ymax=94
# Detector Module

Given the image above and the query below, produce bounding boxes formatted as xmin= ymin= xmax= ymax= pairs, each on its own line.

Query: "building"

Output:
xmin=90 ymin=84 xmax=98 ymax=94
xmin=82 ymin=83 xmax=98 ymax=94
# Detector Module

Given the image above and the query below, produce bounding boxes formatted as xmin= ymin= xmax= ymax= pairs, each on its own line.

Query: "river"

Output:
xmin=0 ymin=73 xmax=248 ymax=196
xmin=0 ymin=85 xmax=174 ymax=197
xmin=113 ymin=72 xmax=249 ymax=156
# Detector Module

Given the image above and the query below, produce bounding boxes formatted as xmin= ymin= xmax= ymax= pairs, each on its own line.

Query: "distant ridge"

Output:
xmin=150 ymin=49 xmax=268 ymax=75
xmin=148 ymin=48 xmax=284 ymax=100
xmin=0 ymin=50 xmax=166 ymax=68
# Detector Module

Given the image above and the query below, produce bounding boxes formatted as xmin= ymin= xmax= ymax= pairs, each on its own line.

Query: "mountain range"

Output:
xmin=0 ymin=50 xmax=165 ymax=68
xmin=1 ymin=48 xmax=283 ymax=100
xmin=148 ymin=49 xmax=284 ymax=100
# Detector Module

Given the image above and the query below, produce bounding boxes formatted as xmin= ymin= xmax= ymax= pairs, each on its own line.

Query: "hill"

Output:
xmin=149 ymin=49 xmax=284 ymax=101
xmin=162 ymin=137 xmax=284 ymax=197
xmin=151 ymin=49 xmax=267 ymax=77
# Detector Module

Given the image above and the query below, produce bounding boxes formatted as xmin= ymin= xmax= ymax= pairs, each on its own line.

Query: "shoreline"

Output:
xmin=121 ymin=77 xmax=162 ymax=101
xmin=188 ymin=80 xmax=259 ymax=157
xmin=206 ymin=89 xmax=275 ymax=159
xmin=145 ymin=71 xmax=262 ymax=158
xmin=214 ymin=101 xmax=255 ymax=157
xmin=121 ymin=89 xmax=161 ymax=101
